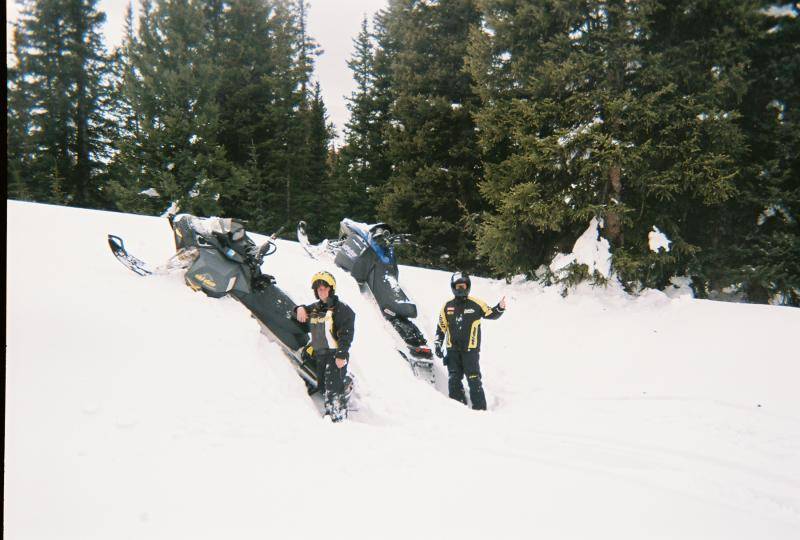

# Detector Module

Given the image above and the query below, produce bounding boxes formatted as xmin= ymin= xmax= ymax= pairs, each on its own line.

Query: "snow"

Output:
xmin=764 ymin=5 xmax=797 ymax=18
xmin=759 ymin=204 xmax=794 ymax=225
xmin=161 ymin=201 xmax=180 ymax=218
xmin=666 ymin=276 xmax=695 ymax=299
xmin=6 ymin=200 xmax=800 ymax=539
xmin=768 ymin=99 xmax=787 ymax=122
xmin=557 ymin=116 xmax=603 ymax=147
xmin=649 ymin=225 xmax=672 ymax=253
xmin=550 ymin=217 xmax=612 ymax=279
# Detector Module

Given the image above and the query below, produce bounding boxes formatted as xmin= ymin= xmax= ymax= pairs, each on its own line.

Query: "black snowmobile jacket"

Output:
xmin=435 ymin=296 xmax=505 ymax=352
xmin=293 ymin=295 xmax=356 ymax=361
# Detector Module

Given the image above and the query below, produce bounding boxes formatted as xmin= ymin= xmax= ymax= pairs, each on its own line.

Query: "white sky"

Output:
xmin=6 ymin=0 xmax=388 ymax=144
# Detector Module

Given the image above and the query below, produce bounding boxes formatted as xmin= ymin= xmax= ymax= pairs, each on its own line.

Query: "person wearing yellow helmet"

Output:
xmin=293 ymin=270 xmax=355 ymax=422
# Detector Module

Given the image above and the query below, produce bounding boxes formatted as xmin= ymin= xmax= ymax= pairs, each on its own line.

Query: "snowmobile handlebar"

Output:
xmin=253 ymin=226 xmax=285 ymax=263
xmin=387 ymin=233 xmax=413 ymax=246
xmin=373 ymin=232 xmax=414 ymax=248
xmin=269 ymin=226 xmax=286 ymax=240
xmin=255 ymin=241 xmax=276 ymax=261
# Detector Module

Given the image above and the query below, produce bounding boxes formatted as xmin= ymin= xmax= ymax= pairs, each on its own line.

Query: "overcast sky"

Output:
xmin=6 ymin=0 xmax=389 ymax=145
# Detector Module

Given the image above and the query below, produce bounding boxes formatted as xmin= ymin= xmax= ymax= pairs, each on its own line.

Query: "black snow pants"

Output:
xmin=316 ymin=350 xmax=349 ymax=421
xmin=445 ymin=349 xmax=486 ymax=410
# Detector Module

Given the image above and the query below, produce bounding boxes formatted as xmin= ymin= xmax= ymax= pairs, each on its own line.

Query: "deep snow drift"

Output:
xmin=6 ymin=200 xmax=800 ymax=539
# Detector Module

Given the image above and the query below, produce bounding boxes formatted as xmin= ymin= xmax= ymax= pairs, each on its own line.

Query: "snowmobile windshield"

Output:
xmin=347 ymin=221 xmax=395 ymax=265
xmin=368 ymin=235 xmax=394 ymax=265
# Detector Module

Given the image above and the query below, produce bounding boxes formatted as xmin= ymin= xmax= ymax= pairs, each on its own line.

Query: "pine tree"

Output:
xmin=295 ymin=82 xmax=335 ymax=239
xmin=333 ymin=15 xmax=391 ymax=224
xmin=613 ymin=0 xmax=786 ymax=296
xmin=8 ymin=0 xmax=114 ymax=208
xmin=7 ymin=26 xmax=35 ymax=201
xmin=286 ymin=1 xmax=330 ymax=235
xmin=202 ymin=0 xmax=322 ymax=233
xmin=109 ymin=0 xmax=246 ymax=217
xmin=727 ymin=3 xmax=800 ymax=304
xmin=375 ymin=0 xmax=485 ymax=271
xmin=104 ymin=2 xmax=149 ymax=211
xmin=470 ymin=0 xmax=763 ymax=292
xmin=210 ymin=0 xmax=291 ymax=225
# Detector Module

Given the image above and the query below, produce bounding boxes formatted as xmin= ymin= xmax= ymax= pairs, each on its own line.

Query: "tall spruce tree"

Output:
xmin=469 ymin=0 xmax=638 ymax=278
xmin=7 ymin=27 xmax=35 ymax=201
xmin=8 ymin=0 xmax=114 ymax=208
xmin=109 ymin=0 xmax=246 ymax=217
xmin=332 ymin=15 xmax=392 ymax=225
xmin=728 ymin=4 xmax=800 ymax=304
xmin=375 ymin=0 xmax=485 ymax=271
xmin=210 ymin=0 xmax=300 ymax=227
xmin=288 ymin=1 xmax=331 ymax=236
xmin=205 ymin=0 xmax=322 ymax=233
xmin=470 ymin=0 xmax=763 ymax=293
xmin=624 ymin=0 xmax=761 ymax=295
xmin=301 ymin=82 xmax=337 ymax=238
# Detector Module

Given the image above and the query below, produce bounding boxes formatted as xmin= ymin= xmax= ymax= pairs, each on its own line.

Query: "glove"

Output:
xmin=434 ymin=342 xmax=444 ymax=359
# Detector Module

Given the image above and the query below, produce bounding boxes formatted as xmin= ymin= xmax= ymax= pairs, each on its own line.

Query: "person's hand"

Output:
xmin=335 ymin=357 xmax=347 ymax=369
xmin=499 ymin=296 xmax=507 ymax=310
xmin=296 ymin=306 xmax=308 ymax=323
xmin=434 ymin=342 xmax=444 ymax=359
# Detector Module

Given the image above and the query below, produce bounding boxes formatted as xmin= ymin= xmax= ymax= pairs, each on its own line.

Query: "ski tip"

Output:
xmin=108 ymin=234 xmax=124 ymax=253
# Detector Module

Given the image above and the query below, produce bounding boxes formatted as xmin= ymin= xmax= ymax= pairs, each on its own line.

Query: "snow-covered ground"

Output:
xmin=6 ymin=200 xmax=800 ymax=539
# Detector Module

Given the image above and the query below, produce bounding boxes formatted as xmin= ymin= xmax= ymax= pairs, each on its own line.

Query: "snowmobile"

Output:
xmin=109 ymin=214 xmax=352 ymax=405
xmin=297 ymin=218 xmax=435 ymax=382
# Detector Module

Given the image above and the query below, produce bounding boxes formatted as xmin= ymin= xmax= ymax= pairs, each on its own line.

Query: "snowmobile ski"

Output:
xmin=108 ymin=234 xmax=197 ymax=277
xmin=297 ymin=221 xmax=341 ymax=260
xmin=398 ymin=351 xmax=435 ymax=385
xmin=108 ymin=234 xmax=154 ymax=276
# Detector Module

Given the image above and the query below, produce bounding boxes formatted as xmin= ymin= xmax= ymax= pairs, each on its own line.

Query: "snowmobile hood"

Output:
xmin=339 ymin=218 xmax=396 ymax=265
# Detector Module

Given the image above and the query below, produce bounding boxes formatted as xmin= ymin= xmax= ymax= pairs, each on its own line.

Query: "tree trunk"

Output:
xmin=606 ymin=165 xmax=623 ymax=246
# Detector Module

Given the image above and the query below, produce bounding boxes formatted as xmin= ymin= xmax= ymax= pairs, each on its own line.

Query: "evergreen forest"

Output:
xmin=7 ymin=0 xmax=800 ymax=305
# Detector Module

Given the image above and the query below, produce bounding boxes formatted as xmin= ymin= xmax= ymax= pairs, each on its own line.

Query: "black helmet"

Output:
xmin=450 ymin=272 xmax=471 ymax=298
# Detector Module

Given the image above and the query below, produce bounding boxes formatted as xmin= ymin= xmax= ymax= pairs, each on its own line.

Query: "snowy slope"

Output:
xmin=6 ymin=200 xmax=800 ymax=540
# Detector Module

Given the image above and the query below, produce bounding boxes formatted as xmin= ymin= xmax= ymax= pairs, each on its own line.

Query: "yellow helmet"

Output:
xmin=311 ymin=271 xmax=336 ymax=291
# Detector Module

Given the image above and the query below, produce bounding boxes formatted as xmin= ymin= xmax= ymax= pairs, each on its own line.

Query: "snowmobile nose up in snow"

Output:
xmin=297 ymin=218 xmax=436 ymax=382
xmin=108 ymin=215 xmax=351 ymax=409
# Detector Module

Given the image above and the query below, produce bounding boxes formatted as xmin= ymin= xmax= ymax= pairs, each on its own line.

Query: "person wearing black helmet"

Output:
xmin=292 ymin=271 xmax=356 ymax=422
xmin=434 ymin=272 xmax=507 ymax=410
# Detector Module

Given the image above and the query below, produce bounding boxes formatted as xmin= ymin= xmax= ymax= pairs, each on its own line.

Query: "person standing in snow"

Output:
xmin=292 ymin=271 xmax=355 ymax=422
xmin=434 ymin=272 xmax=506 ymax=410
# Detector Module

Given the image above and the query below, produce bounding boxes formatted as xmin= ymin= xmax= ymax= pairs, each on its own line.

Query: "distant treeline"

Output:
xmin=7 ymin=0 xmax=799 ymax=305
